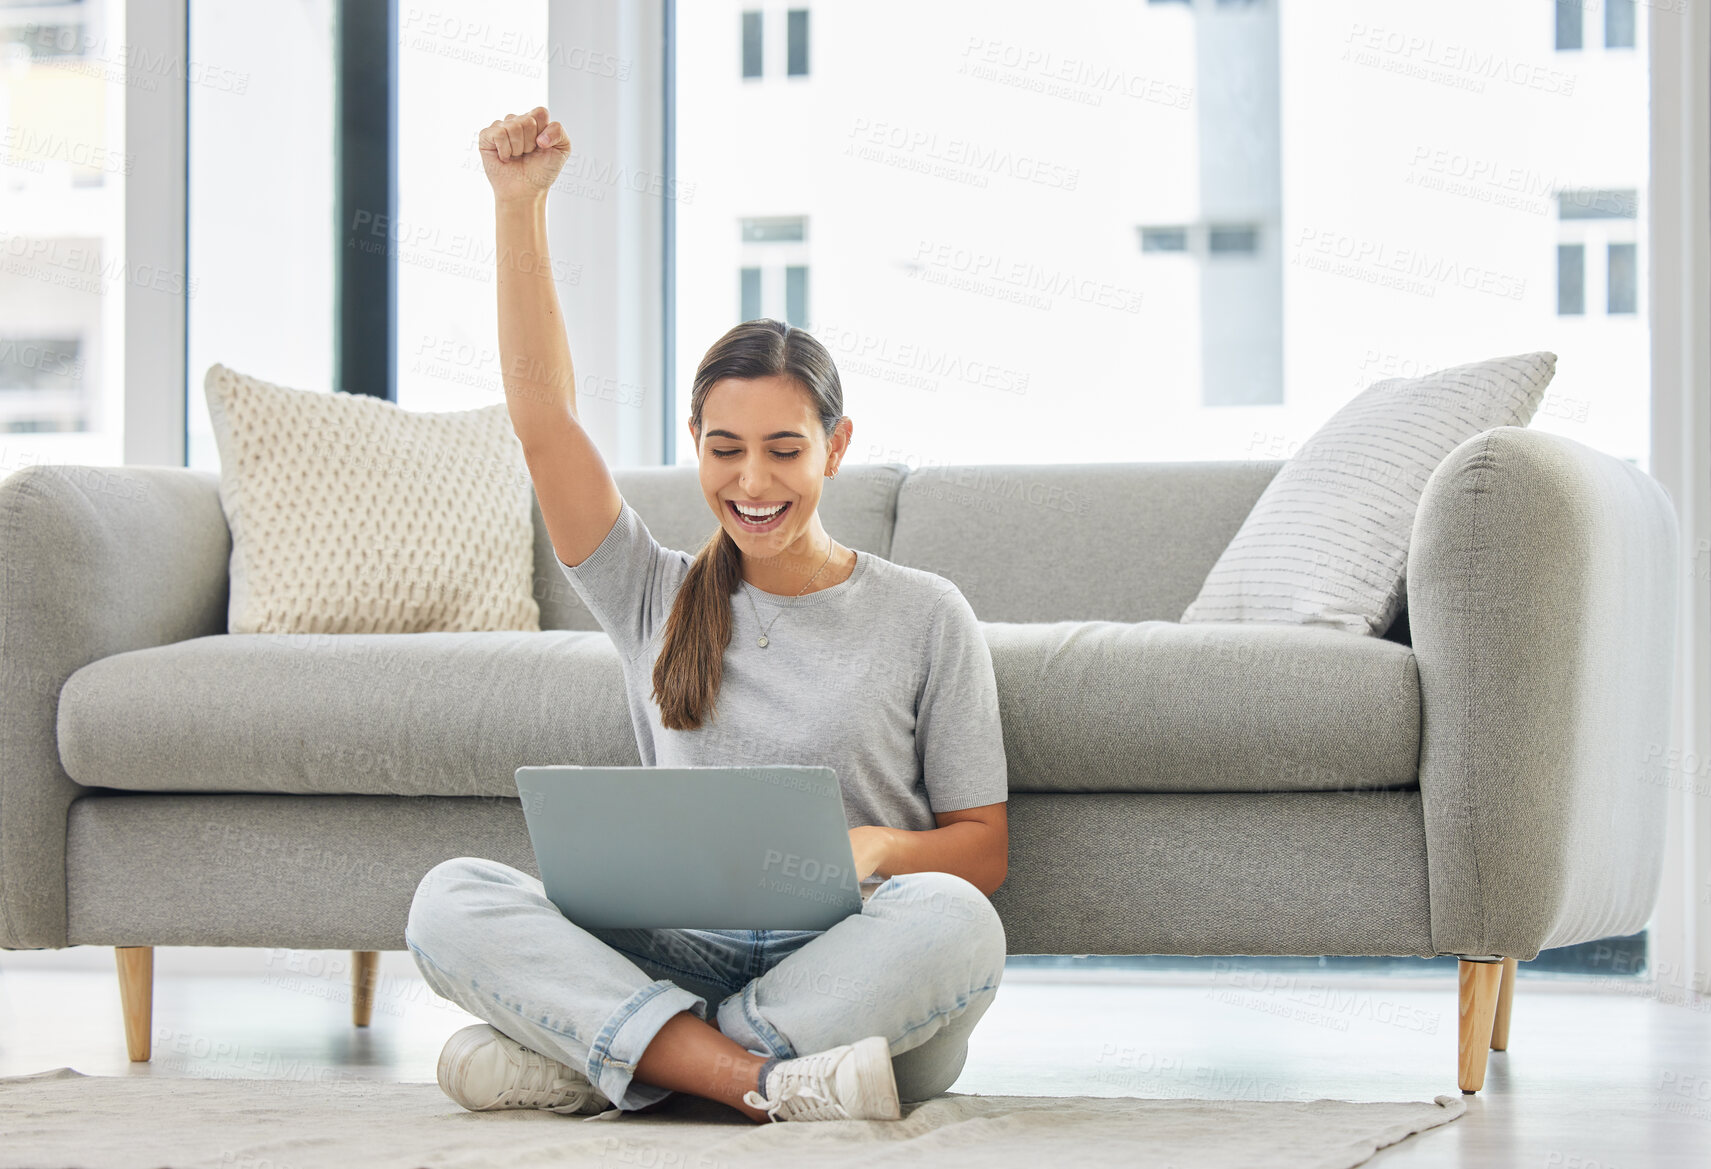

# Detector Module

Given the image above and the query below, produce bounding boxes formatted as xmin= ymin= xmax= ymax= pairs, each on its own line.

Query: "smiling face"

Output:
xmin=690 ymin=373 xmax=851 ymax=568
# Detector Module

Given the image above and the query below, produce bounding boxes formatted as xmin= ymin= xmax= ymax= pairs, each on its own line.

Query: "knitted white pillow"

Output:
xmin=1180 ymin=351 xmax=1556 ymax=636
xmin=205 ymin=363 xmax=541 ymax=634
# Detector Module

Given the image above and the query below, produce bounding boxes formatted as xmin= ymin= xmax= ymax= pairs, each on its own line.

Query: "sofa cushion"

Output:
xmin=983 ymin=620 xmax=1419 ymax=793
xmin=57 ymin=632 xmax=640 ymax=798
xmin=58 ymin=620 xmax=1418 ymax=798
xmin=204 ymin=363 xmax=540 ymax=635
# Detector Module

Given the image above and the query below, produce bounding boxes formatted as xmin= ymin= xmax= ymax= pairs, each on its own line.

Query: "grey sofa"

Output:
xmin=0 ymin=424 xmax=1679 ymax=1094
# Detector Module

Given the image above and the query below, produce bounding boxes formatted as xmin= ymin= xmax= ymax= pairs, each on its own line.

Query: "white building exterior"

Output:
xmin=675 ymin=0 xmax=1648 ymax=471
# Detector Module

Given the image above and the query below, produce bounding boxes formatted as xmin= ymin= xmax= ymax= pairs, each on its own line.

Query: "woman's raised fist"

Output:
xmin=478 ymin=106 xmax=570 ymax=203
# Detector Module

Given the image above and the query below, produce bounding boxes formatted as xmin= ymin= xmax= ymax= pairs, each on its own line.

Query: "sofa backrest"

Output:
xmin=887 ymin=460 xmax=1284 ymax=623
xmin=532 ymin=459 xmax=1286 ymax=630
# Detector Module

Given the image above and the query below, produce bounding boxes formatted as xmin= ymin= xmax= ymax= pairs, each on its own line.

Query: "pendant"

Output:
xmin=758 ymin=634 xmax=769 ymax=648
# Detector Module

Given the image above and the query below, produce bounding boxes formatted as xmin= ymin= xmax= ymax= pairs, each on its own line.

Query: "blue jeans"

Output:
xmin=404 ymin=856 xmax=1007 ymax=1113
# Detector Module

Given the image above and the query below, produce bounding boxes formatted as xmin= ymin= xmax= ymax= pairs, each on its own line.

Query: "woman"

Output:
xmin=404 ymin=106 xmax=1009 ymax=1125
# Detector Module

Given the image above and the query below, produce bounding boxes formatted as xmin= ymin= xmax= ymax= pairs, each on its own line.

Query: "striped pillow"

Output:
xmin=1180 ymin=351 xmax=1556 ymax=636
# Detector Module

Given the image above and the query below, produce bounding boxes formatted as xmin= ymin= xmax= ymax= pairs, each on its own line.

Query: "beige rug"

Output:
xmin=0 ymin=1066 xmax=1464 ymax=1169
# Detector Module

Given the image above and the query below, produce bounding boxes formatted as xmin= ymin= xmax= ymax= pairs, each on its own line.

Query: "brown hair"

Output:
xmin=651 ymin=318 xmax=845 ymax=731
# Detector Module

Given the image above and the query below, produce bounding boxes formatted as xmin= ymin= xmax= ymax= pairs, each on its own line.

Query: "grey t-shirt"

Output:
xmin=558 ymin=497 xmax=1008 ymax=833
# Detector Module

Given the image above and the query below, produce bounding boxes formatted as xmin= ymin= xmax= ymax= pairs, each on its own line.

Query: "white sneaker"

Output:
xmin=436 ymin=1023 xmax=613 ymax=1116
xmin=742 ymin=1035 xmax=902 ymax=1122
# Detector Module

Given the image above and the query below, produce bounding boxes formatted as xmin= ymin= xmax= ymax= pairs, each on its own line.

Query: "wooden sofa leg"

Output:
xmin=115 ymin=946 xmax=153 ymax=1062
xmin=352 ymin=951 xmax=380 ymax=1027
xmin=1490 ymin=957 xmax=1517 ymax=1051
xmin=1458 ymin=958 xmax=1504 ymax=1093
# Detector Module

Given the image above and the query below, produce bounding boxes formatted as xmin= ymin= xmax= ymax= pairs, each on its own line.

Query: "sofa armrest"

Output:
xmin=1410 ymin=426 xmax=1679 ymax=959
xmin=0 ymin=465 xmax=230 ymax=948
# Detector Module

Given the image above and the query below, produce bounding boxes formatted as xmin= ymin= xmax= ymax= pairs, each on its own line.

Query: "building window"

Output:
xmin=1137 ymin=225 xmax=1259 ymax=255
xmin=1555 ymin=0 xmax=1582 ymax=50
xmin=785 ymin=266 xmax=809 ymax=326
xmin=1605 ymin=0 xmax=1636 ymax=49
xmin=1607 ymin=242 xmax=1637 ymax=314
xmin=1139 ymin=226 xmax=1189 ymax=252
xmin=2 ymin=23 xmax=86 ymax=60
xmin=0 ymin=334 xmax=85 ymax=433
xmin=1558 ymin=243 xmax=1585 ymax=315
xmin=740 ymin=216 xmax=806 ymax=243
xmin=741 ymin=10 xmax=762 ymax=78
xmin=738 ymin=217 xmax=809 ymax=325
xmin=1558 ymin=189 xmax=1638 ymax=219
xmin=740 ymin=267 xmax=762 ymax=321
xmin=786 ymin=10 xmax=809 ymax=76
xmin=1557 ymin=187 xmax=1636 ymax=318
xmin=1208 ymin=226 xmax=1259 ymax=254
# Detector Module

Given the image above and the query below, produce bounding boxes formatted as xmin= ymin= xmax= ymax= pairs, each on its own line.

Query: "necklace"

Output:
xmin=744 ymin=540 xmax=836 ymax=648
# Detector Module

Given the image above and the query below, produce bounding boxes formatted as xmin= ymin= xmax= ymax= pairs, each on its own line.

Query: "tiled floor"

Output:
xmin=2 ymin=947 xmax=1708 ymax=1166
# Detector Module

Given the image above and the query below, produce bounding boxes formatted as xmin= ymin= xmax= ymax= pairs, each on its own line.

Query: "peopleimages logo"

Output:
xmin=846 ymin=118 xmax=1080 ymax=192
xmin=912 ymin=240 xmax=1144 ymax=314
xmin=1291 ymin=227 xmax=1527 ymax=301
xmin=757 ymin=848 xmax=853 ymax=907
xmin=760 ymin=849 xmax=847 ymax=886
xmin=958 ymin=36 xmax=1194 ymax=110
xmin=1342 ymin=24 xmax=1577 ymax=96
xmin=816 ymin=322 xmax=1030 ymax=395
xmin=400 ymin=9 xmax=631 ymax=79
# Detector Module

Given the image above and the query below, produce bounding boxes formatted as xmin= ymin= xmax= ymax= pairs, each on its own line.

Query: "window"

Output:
xmin=743 ymin=10 xmax=808 ymax=80
xmin=0 ymin=335 xmax=84 ymax=433
xmin=741 ymin=11 xmax=762 ymax=79
xmin=1558 ymin=243 xmax=1586 ymax=315
xmin=1605 ymin=0 xmax=1636 ymax=49
xmin=785 ymin=265 xmax=809 ymax=326
xmin=736 ymin=218 xmax=808 ymax=325
xmin=1607 ymin=243 xmax=1637 ymax=314
xmin=740 ymin=267 xmax=762 ymax=321
xmin=1136 ymin=225 xmax=1260 ymax=255
xmin=1556 ymin=189 xmax=1637 ymax=320
xmin=1555 ymin=0 xmax=1582 ymax=50
xmin=2 ymin=0 xmax=128 ymax=458
xmin=786 ymin=10 xmax=809 ymax=77
xmin=741 ymin=216 xmax=806 ymax=242
xmin=1 ymin=22 xmax=84 ymax=59
xmin=1208 ymin=226 xmax=1259 ymax=254
xmin=388 ymin=0 xmax=550 ymax=417
xmin=1140 ymin=227 xmax=1189 ymax=252
xmin=1559 ymin=189 xmax=1639 ymax=219
xmin=675 ymin=0 xmax=1649 ymax=467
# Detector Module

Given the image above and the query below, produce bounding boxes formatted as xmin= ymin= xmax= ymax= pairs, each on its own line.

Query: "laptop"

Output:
xmin=514 ymin=764 xmax=874 ymax=930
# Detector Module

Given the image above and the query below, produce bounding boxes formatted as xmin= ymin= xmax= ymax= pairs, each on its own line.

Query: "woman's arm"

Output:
xmin=480 ymin=106 xmax=623 ymax=568
xmin=852 ymin=803 xmax=1009 ymax=897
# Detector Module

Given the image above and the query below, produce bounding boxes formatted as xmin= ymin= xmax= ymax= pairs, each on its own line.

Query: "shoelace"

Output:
xmin=492 ymin=1044 xmax=601 ymax=1112
xmin=742 ymin=1048 xmax=849 ymax=1122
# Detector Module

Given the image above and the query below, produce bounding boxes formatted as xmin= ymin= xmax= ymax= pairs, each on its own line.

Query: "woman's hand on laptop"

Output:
xmin=848 ymin=816 xmax=1001 ymax=897
xmin=849 ymin=826 xmax=891 ymax=884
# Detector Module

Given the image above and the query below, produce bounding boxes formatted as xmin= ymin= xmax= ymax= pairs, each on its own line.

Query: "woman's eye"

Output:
xmin=712 ymin=449 xmax=801 ymax=459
